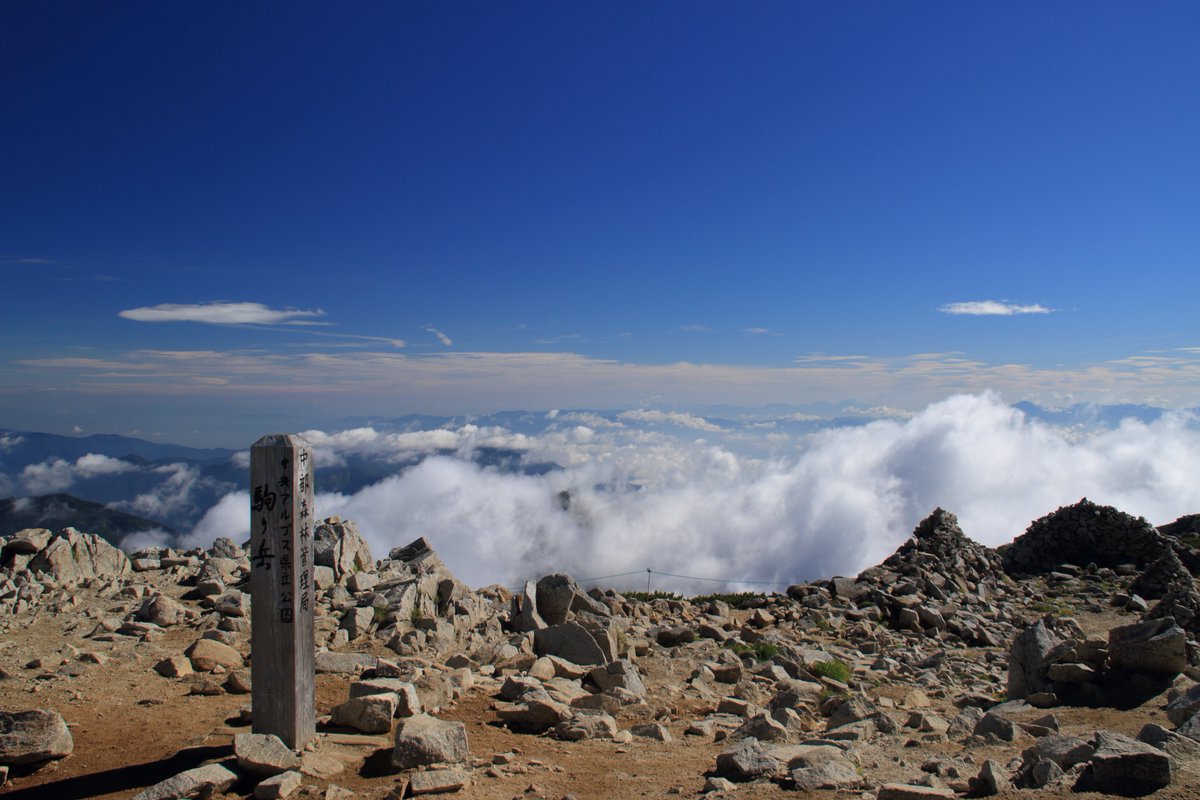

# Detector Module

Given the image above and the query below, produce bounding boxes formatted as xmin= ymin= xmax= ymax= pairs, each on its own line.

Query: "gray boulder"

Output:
xmin=391 ymin=714 xmax=469 ymax=769
xmin=234 ymin=732 xmax=301 ymax=777
xmin=1081 ymin=730 xmax=1172 ymax=794
xmin=1007 ymin=619 xmax=1059 ymax=700
xmin=131 ymin=762 xmax=238 ymax=800
xmin=0 ymin=709 xmax=73 ymax=766
xmin=1108 ymin=617 xmax=1188 ymax=675
xmin=534 ymin=622 xmax=607 ymax=666
xmin=314 ymin=517 xmax=374 ymax=579
xmin=27 ymin=528 xmax=130 ymax=586
xmin=535 ymin=573 xmax=609 ymax=625
xmin=510 ymin=580 xmax=546 ymax=632
xmin=330 ymin=694 xmax=398 ymax=734
xmin=715 ymin=737 xmax=781 ymax=780
xmin=588 ymin=659 xmax=645 ymax=696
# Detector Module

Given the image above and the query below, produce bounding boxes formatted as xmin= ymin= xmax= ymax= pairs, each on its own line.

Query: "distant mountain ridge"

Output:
xmin=0 ymin=428 xmax=235 ymax=470
xmin=0 ymin=493 xmax=174 ymax=544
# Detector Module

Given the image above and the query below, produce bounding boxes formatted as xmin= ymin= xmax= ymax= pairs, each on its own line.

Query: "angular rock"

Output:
xmin=1008 ymin=619 xmax=1059 ymax=700
xmin=588 ymin=659 xmax=645 ymax=696
xmin=408 ymin=768 xmax=469 ymax=795
xmin=27 ymin=528 xmax=131 ymax=586
xmin=715 ymin=737 xmax=781 ymax=780
xmin=255 ymin=769 xmax=303 ymax=800
xmin=234 ymin=732 xmax=302 ymax=777
xmin=314 ymin=518 xmax=374 ymax=579
xmin=1082 ymin=730 xmax=1172 ymax=795
xmin=0 ymin=709 xmax=73 ymax=766
xmin=1108 ymin=617 xmax=1188 ymax=675
xmin=510 ymin=580 xmax=546 ymax=633
xmin=186 ymin=638 xmax=243 ymax=672
xmin=535 ymin=573 xmax=609 ymax=625
xmin=331 ymin=694 xmax=399 ymax=734
xmin=1166 ymin=683 xmax=1200 ymax=725
xmin=131 ymin=762 xmax=238 ymax=800
xmin=138 ymin=594 xmax=187 ymax=627
xmin=970 ymin=760 xmax=1012 ymax=796
xmin=314 ymin=652 xmax=378 ymax=675
xmin=533 ymin=622 xmax=606 ymax=666
xmin=555 ymin=711 xmax=619 ymax=741
xmin=392 ymin=714 xmax=469 ymax=769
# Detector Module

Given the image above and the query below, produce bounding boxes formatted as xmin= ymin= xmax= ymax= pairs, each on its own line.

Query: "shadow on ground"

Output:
xmin=0 ymin=745 xmax=229 ymax=800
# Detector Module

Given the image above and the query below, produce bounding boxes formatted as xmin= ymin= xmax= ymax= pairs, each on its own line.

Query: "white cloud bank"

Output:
xmin=20 ymin=453 xmax=136 ymax=494
xmin=178 ymin=393 xmax=1200 ymax=593
xmin=940 ymin=301 xmax=1053 ymax=316
xmin=119 ymin=302 xmax=325 ymax=325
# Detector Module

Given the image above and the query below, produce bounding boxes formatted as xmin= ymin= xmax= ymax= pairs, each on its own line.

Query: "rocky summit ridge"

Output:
xmin=1 ymin=499 xmax=1200 ymax=799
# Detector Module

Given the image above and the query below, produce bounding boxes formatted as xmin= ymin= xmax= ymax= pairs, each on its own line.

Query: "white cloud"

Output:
xmin=181 ymin=491 xmax=249 ymax=549
xmin=19 ymin=453 xmax=136 ymax=494
xmin=940 ymin=301 xmax=1053 ymax=316
xmin=0 ymin=434 xmax=24 ymax=450
xmin=424 ymin=325 xmax=453 ymax=346
xmin=179 ymin=394 xmax=1200 ymax=593
xmin=119 ymin=301 xmax=326 ymax=325
xmin=618 ymin=409 xmax=723 ymax=432
xmin=112 ymin=462 xmax=205 ymax=522
xmin=743 ymin=327 xmax=771 ymax=335
xmin=679 ymin=324 xmax=710 ymax=333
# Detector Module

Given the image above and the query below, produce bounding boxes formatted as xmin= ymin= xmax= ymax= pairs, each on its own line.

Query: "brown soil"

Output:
xmin=2 ymin=599 xmax=1199 ymax=800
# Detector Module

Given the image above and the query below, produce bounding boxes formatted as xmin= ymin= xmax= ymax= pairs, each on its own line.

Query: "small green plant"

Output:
xmin=726 ymin=641 xmax=780 ymax=662
xmin=818 ymin=686 xmax=848 ymax=704
xmin=808 ymin=658 xmax=851 ymax=684
xmin=622 ymin=590 xmax=683 ymax=602
xmin=692 ymin=592 xmax=769 ymax=609
xmin=372 ymin=605 xmax=389 ymax=625
xmin=1181 ymin=534 xmax=1200 ymax=549
xmin=409 ymin=605 xmax=422 ymax=624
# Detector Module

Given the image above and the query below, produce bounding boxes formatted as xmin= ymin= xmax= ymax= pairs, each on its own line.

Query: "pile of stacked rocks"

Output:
xmin=1008 ymin=615 xmax=1195 ymax=708
xmin=841 ymin=508 xmax=1015 ymax=645
xmin=1002 ymin=499 xmax=1200 ymax=635
xmin=1002 ymin=498 xmax=1171 ymax=574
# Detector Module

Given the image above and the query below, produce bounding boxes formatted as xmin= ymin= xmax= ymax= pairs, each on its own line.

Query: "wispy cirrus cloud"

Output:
xmin=119 ymin=301 xmax=325 ymax=325
xmin=940 ymin=300 xmax=1053 ymax=316
xmin=424 ymin=325 xmax=453 ymax=346
xmin=743 ymin=327 xmax=771 ymax=335
xmin=680 ymin=324 xmax=710 ymax=333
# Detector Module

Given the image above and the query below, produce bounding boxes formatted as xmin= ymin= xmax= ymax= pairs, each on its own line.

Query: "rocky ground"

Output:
xmin=3 ymin=500 xmax=1200 ymax=800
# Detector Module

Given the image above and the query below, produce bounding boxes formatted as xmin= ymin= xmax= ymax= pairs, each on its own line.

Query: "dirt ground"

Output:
xmin=3 ymin=600 xmax=1200 ymax=800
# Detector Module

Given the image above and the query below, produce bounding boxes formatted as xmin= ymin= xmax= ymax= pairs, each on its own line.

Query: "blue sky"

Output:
xmin=3 ymin=2 xmax=1199 ymax=445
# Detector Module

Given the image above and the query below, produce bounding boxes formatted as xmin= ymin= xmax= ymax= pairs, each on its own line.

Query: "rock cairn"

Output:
xmin=1002 ymin=498 xmax=1170 ymax=574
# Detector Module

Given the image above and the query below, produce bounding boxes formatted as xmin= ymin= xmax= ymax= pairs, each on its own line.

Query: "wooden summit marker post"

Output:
xmin=249 ymin=434 xmax=315 ymax=749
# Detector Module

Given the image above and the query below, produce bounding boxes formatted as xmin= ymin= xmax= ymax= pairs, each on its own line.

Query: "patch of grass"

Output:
xmin=622 ymin=590 xmax=683 ymax=602
xmin=726 ymin=641 xmax=780 ymax=662
xmin=808 ymin=658 xmax=851 ymax=684
xmin=692 ymin=592 xmax=769 ymax=609
xmin=1181 ymin=534 xmax=1200 ymax=549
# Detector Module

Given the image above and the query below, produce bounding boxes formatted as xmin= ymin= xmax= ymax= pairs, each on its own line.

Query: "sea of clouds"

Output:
xmin=165 ymin=392 xmax=1200 ymax=593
